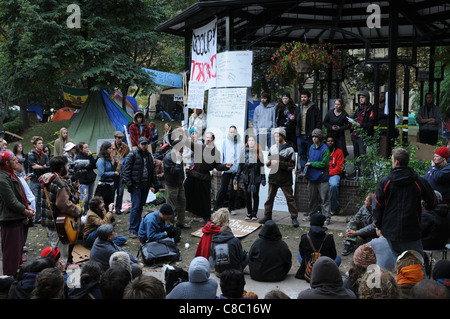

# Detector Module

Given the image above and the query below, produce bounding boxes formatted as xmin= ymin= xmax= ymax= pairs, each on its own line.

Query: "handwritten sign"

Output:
xmin=191 ymin=19 xmax=217 ymax=90
xmin=206 ymin=88 xmax=249 ymax=152
xmin=216 ymin=51 xmax=253 ymax=88
xmin=143 ymin=68 xmax=183 ymax=88
xmin=191 ymin=219 xmax=261 ymax=238
xmin=187 ymin=81 xmax=206 ymax=109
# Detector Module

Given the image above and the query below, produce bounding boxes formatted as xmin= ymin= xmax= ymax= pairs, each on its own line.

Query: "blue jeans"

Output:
xmin=114 ymin=176 xmax=125 ymax=213
xmin=329 ymin=175 xmax=341 ymax=213
xmin=159 ymin=111 xmax=173 ymax=121
xmin=129 ymin=187 xmax=150 ymax=233
xmin=79 ymin=182 xmax=95 ymax=214
xmin=257 ymin=131 xmax=272 ymax=150
xmin=85 ymin=229 xmax=127 ymax=247
xmin=297 ymin=135 xmax=313 ymax=171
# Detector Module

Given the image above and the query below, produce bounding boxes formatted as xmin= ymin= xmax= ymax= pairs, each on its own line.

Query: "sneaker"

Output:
xmin=252 ymin=216 xmax=258 ymax=221
xmin=292 ymin=218 xmax=299 ymax=227
xmin=302 ymin=216 xmax=310 ymax=222
xmin=230 ymin=210 xmax=237 ymax=215
xmin=129 ymin=231 xmax=137 ymax=238
xmin=258 ymin=215 xmax=272 ymax=224
xmin=324 ymin=218 xmax=331 ymax=226
xmin=245 ymin=214 xmax=252 ymax=220
xmin=342 ymin=241 xmax=355 ymax=256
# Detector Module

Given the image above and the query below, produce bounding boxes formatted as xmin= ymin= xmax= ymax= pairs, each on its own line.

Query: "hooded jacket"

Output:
xmin=166 ymin=257 xmax=218 ymax=299
xmin=297 ymin=256 xmax=356 ymax=299
xmin=424 ymin=164 xmax=450 ymax=202
xmin=248 ymin=220 xmax=292 ymax=282
xmin=209 ymin=227 xmax=249 ymax=274
xmin=54 ymin=128 xmax=74 ymax=157
xmin=373 ymin=166 xmax=437 ymax=242
xmin=267 ymin=141 xmax=295 ymax=186
xmin=351 ymin=90 xmax=375 ymax=137
xmin=420 ymin=204 xmax=450 ymax=250
xmin=253 ymin=101 xmax=276 ymax=133
xmin=128 ymin=112 xmax=151 ymax=147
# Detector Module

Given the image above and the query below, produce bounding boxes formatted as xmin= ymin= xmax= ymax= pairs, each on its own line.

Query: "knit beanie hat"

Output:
xmin=0 ymin=150 xmax=15 ymax=165
xmin=311 ymin=128 xmax=323 ymax=139
xmin=310 ymin=213 xmax=326 ymax=227
xmin=353 ymin=244 xmax=377 ymax=268
xmin=273 ymin=127 xmax=286 ymax=137
xmin=159 ymin=204 xmax=174 ymax=216
xmin=41 ymin=246 xmax=61 ymax=261
xmin=434 ymin=146 xmax=449 ymax=159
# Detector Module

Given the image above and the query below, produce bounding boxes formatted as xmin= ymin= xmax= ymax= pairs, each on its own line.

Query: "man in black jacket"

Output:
xmin=350 ymin=91 xmax=374 ymax=164
xmin=373 ymin=147 xmax=436 ymax=260
xmin=122 ymin=137 xmax=159 ymax=238
xmin=294 ymin=90 xmax=321 ymax=174
xmin=163 ymin=139 xmax=190 ymax=229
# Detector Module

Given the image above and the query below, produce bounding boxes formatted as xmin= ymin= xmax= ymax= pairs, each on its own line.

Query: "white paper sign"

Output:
xmin=216 ymin=51 xmax=253 ymax=88
xmin=187 ymin=81 xmax=206 ymax=109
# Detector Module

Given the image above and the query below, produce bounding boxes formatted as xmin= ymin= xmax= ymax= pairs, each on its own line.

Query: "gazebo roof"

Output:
xmin=157 ymin=0 xmax=450 ymax=49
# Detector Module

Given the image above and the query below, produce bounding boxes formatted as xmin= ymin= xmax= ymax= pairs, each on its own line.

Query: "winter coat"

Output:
xmin=275 ymin=102 xmax=296 ymax=133
xmin=347 ymin=205 xmax=377 ymax=240
xmin=248 ymin=220 xmax=292 ymax=282
xmin=235 ymin=146 xmax=266 ymax=189
xmin=27 ymin=149 xmax=49 ymax=181
xmin=296 ymin=225 xmax=337 ymax=279
xmin=122 ymin=148 xmax=158 ymax=190
xmin=166 ymin=257 xmax=218 ymax=299
xmin=297 ymin=256 xmax=356 ymax=299
xmin=209 ymin=227 xmax=249 ymax=274
xmin=89 ymin=237 xmax=139 ymax=272
xmin=306 ymin=142 xmax=330 ymax=183
xmin=424 ymin=164 xmax=450 ymax=202
xmin=374 ymin=166 xmax=437 ymax=242
xmin=83 ymin=208 xmax=114 ymax=241
xmin=138 ymin=210 xmax=171 ymax=243
xmin=163 ymin=150 xmax=185 ymax=187
xmin=267 ymin=142 xmax=295 ymax=186
xmin=53 ymin=128 xmax=73 ymax=157
xmin=350 ymin=91 xmax=375 ymax=137
xmin=74 ymin=152 xmax=97 ymax=185
xmin=416 ymin=103 xmax=442 ymax=132
xmin=294 ymin=101 xmax=321 ymax=138
xmin=329 ymin=147 xmax=345 ymax=177
xmin=421 ymin=204 xmax=450 ymax=250
xmin=253 ymin=102 xmax=276 ymax=133
xmin=0 ymin=169 xmax=28 ymax=225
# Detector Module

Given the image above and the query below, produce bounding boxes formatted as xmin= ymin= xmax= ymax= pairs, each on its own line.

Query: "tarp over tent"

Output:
xmin=67 ymin=90 xmax=133 ymax=152
xmin=110 ymin=91 xmax=138 ymax=116
xmin=51 ymin=107 xmax=74 ymax=122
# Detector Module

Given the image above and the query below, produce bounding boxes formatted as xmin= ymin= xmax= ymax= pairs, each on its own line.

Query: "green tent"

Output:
xmin=68 ymin=90 xmax=133 ymax=153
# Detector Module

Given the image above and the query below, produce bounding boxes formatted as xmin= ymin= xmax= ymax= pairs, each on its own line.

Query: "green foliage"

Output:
xmin=3 ymin=116 xmax=22 ymax=135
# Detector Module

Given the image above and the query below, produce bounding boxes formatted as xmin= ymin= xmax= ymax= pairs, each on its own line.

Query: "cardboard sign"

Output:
xmin=191 ymin=219 xmax=261 ymax=238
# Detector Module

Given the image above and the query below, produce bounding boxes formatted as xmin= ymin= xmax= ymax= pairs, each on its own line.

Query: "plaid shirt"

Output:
xmin=128 ymin=123 xmax=152 ymax=147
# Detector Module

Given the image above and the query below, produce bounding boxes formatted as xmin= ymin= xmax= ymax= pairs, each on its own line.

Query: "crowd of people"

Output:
xmin=0 ymin=88 xmax=449 ymax=300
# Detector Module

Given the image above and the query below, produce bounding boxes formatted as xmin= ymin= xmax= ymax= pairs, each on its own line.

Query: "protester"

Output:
xmin=373 ymin=147 xmax=436 ymax=260
xmin=432 ymin=260 xmax=450 ymax=292
xmin=367 ymin=234 xmax=396 ymax=272
xmin=195 ymin=208 xmax=229 ymax=260
xmin=67 ymin=260 xmax=104 ymax=299
xmin=323 ymin=98 xmax=349 ymax=157
xmin=259 ymin=127 xmax=299 ymax=227
xmin=213 ymin=125 xmax=244 ymax=215
xmin=128 ymin=111 xmax=152 ymax=150
xmin=166 ymin=256 xmax=218 ymax=299
xmin=342 ymin=193 xmax=377 ymax=256
xmin=234 ymin=135 xmax=266 ymax=221
xmin=416 ymin=92 xmax=443 ymax=145
xmin=216 ymin=269 xmax=250 ymax=299
xmin=350 ymin=90 xmax=375 ymax=161
xmin=424 ymin=146 xmax=450 ymax=204
xmin=275 ymin=92 xmax=297 ymax=150
xmin=188 ymin=108 xmax=207 ymax=139
xmin=53 ymin=128 xmax=74 ymax=157
xmin=138 ymin=204 xmax=180 ymax=243
xmin=184 ymin=132 xmax=231 ymax=222
xmin=74 ymin=141 xmax=97 ymax=213
xmin=248 ymin=220 xmax=292 ymax=282
xmin=394 ymin=250 xmax=425 ymax=299
xmin=294 ymin=90 xmax=321 ymax=173
xmin=149 ymin=122 xmax=159 ymax=154
xmin=100 ymin=265 xmax=132 ymax=299
xmin=358 ymin=266 xmax=402 ymax=299
xmin=155 ymin=100 xmax=174 ymax=121
xmin=13 ymin=142 xmax=29 ymax=175
xmin=164 ymin=139 xmax=190 ymax=229
xmin=297 ymin=256 xmax=356 ymax=299
xmin=28 ymin=136 xmax=50 ymax=224
xmin=122 ymin=136 xmax=159 ymax=238
xmin=40 ymin=156 xmax=82 ymax=266
xmin=111 ymin=131 xmax=130 ymax=214
xmin=304 ymin=129 xmax=331 ymax=224
xmin=32 ymin=267 xmax=65 ymax=299
xmin=123 ymin=274 xmax=166 ymax=299
xmin=0 ymin=150 xmax=35 ymax=276
xmin=410 ymin=278 xmax=450 ymax=299
xmin=253 ymin=92 xmax=276 ymax=150
xmin=95 ymin=141 xmax=118 ymax=210
xmin=326 ymin=135 xmax=345 ymax=215
xmin=295 ymin=213 xmax=340 ymax=280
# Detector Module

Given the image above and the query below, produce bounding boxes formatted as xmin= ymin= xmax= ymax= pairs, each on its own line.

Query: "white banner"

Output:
xmin=190 ymin=18 xmax=217 ymax=90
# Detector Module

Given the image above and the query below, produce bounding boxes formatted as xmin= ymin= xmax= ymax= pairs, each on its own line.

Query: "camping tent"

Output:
xmin=51 ymin=107 xmax=75 ymax=122
xmin=67 ymin=90 xmax=133 ymax=153
xmin=110 ymin=91 xmax=138 ymax=117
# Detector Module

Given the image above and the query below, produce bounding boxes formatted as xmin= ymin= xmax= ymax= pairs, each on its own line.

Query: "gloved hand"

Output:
xmin=166 ymin=226 xmax=176 ymax=238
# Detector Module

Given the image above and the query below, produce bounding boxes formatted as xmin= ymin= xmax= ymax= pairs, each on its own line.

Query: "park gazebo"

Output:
xmin=157 ymin=0 xmax=450 ymax=156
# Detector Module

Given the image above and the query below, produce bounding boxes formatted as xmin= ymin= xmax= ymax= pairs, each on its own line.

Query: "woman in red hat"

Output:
xmin=424 ymin=146 xmax=450 ymax=204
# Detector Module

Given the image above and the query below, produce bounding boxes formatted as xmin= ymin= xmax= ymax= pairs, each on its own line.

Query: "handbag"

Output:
xmin=138 ymin=237 xmax=181 ymax=266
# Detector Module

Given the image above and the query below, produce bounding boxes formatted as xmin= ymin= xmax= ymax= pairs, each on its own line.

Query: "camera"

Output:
xmin=68 ymin=159 xmax=90 ymax=179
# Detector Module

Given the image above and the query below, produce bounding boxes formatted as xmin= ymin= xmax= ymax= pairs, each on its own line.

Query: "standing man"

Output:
xmin=416 ymin=92 xmax=443 ymax=145
xmin=122 ymin=137 xmax=159 ymax=238
xmin=128 ymin=112 xmax=152 ymax=150
xmin=258 ymin=127 xmax=299 ymax=227
xmin=0 ymin=150 xmax=35 ymax=276
xmin=350 ymin=91 xmax=375 ymax=163
xmin=53 ymin=128 xmax=74 ymax=157
xmin=326 ymin=135 xmax=345 ymax=216
xmin=28 ymin=136 xmax=50 ymax=224
xmin=294 ymin=90 xmax=321 ymax=174
xmin=253 ymin=92 xmax=276 ymax=150
xmin=40 ymin=156 xmax=82 ymax=266
xmin=163 ymin=139 xmax=190 ymax=229
xmin=373 ymin=147 xmax=436 ymax=259
xmin=111 ymin=131 xmax=130 ymax=214
xmin=304 ymin=129 xmax=331 ymax=225
xmin=213 ymin=126 xmax=244 ymax=215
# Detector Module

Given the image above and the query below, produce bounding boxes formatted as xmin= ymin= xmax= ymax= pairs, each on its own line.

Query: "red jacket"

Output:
xmin=329 ymin=147 xmax=344 ymax=177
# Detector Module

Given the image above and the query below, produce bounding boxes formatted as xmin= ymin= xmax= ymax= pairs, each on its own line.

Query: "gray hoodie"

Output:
xmin=166 ymin=257 xmax=218 ymax=299
xmin=253 ymin=101 xmax=276 ymax=134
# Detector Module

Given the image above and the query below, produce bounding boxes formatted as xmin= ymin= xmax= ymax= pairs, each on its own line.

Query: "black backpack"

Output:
xmin=138 ymin=237 xmax=181 ymax=266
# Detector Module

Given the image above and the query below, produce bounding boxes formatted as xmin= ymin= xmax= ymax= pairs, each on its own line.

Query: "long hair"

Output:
xmin=245 ymin=135 xmax=264 ymax=163
xmin=98 ymin=141 xmax=112 ymax=161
